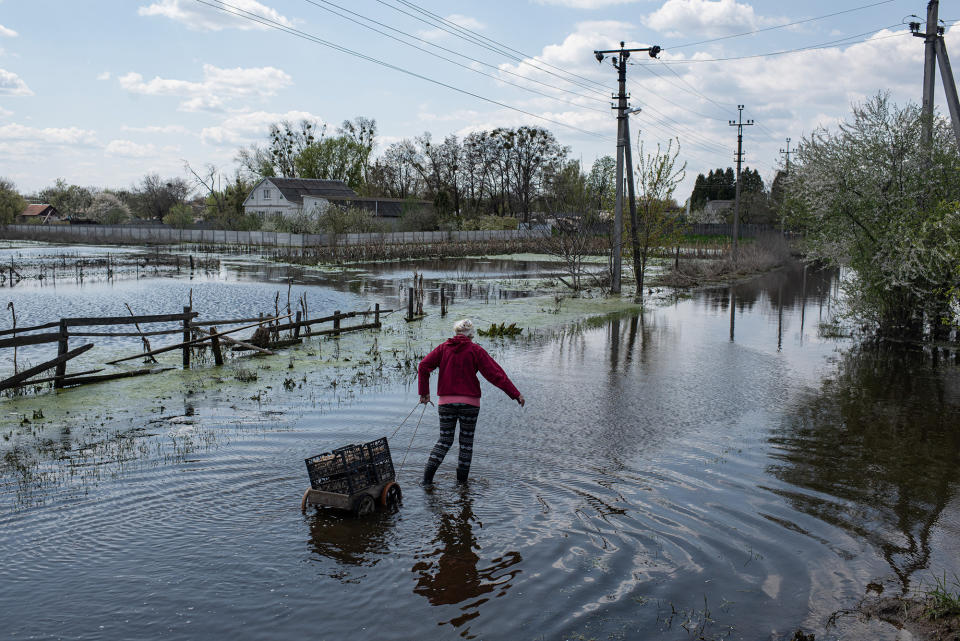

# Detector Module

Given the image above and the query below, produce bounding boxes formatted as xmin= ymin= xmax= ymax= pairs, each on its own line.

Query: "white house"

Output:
xmin=243 ymin=177 xmax=360 ymax=218
xmin=689 ymin=199 xmax=734 ymax=224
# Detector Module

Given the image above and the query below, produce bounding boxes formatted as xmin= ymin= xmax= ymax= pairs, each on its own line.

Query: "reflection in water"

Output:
xmin=777 ymin=285 xmax=783 ymax=352
xmin=767 ymin=344 xmax=960 ymax=591
xmin=413 ymin=489 xmax=522 ymax=633
xmin=729 ymin=288 xmax=735 ymax=342
xmin=706 ymin=262 xmax=837 ymax=347
xmin=307 ymin=510 xmax=395 ymax=578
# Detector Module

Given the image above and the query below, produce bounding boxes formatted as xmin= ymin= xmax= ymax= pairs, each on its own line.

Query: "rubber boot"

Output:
xmin=422 ymin=464 xmax=438 ymax=485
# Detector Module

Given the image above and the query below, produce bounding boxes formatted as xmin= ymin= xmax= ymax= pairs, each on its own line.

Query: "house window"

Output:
xmin=263 ymin=188 xmax=271 ymax=199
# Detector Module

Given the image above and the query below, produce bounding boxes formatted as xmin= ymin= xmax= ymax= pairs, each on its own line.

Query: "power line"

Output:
xmin=667 ymin=0 xmax=901 ymax=50
xmin=633 ymin=113 xmax=731 ymax=157
xmin=658 ymin=61 xmax=735 ymax=112
xmin=627 ymin=64 xmax=730 ymax=120
xmin=635 ymin=108 xmax=730 ymax=153
xmin=754 ymin=121 xmax=779 ymax=138
xmin=636 ymin=25 xmax=910 ymax=65
xmin=300 ymin=0 xmax=609 ymax=108
xmin=297 ymin=0 xmax=609 ymax=113
xmin=385 ymin=0 xmax=615 ymax=93
xmin=194 ymin=0 xmax=611 ymax=139
xmin=372 ymin=0 xmax=609 ymax=95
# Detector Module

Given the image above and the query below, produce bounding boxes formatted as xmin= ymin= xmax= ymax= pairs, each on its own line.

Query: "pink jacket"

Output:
xmin=417 ymin=335 xmax=521 ymax=400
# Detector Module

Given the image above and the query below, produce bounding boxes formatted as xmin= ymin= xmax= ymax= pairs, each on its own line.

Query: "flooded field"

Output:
xmin=1 ymin=244 xmax=958 ymax=640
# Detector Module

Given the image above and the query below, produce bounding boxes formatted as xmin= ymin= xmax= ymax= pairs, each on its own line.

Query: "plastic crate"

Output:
xmin=305 ymin=437 xmax=393 ymax=495
xmin=363 ymin=437 xmax=395 ymax=484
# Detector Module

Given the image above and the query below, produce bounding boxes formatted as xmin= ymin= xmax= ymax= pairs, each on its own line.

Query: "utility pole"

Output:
xmin=728 ymin=104 xmax=753 ymax=261
xmin=914 ymin=1 xmax=940 ymax=146
xmin=779 ymin=137 xmax=792 ymax=173
xmin=594 ymin=41 xmax=660 ymax=294
xmin=911 ymin=1 xmax=960 ymax=148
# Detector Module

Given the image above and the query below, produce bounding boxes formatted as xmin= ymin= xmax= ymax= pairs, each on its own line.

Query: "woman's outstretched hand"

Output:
xmin=420 ymin=394 xmax=431 ymax=404
xmin=516 ymin=394 xmax=525 ymax=407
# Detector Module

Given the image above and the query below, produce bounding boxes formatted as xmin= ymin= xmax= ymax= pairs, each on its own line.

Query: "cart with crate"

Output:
xmin=300 ymin=437 xmax=402 ymax=516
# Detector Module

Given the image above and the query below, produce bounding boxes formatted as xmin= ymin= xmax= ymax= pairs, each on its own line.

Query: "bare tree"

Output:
xmin=540 ymin=159 xmax=608 ymax=291
xmin=131 ymin=174 xmax=191 ymax=221
xmin=631 ymin=138 xmax=686 ymax=299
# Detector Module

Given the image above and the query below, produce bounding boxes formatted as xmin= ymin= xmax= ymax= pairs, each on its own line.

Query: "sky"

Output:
xmin=1 ymin=0 xmax=958 ymax=202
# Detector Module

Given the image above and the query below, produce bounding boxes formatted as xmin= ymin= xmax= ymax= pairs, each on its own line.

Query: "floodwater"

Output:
xmin=2 ymin=251 xmax=959 ymax=641
xmin=0 ymin=245 xmax=561 ymax=375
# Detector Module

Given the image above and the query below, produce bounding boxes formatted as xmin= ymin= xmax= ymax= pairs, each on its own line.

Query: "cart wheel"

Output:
xmin=300 ymin=488 xmax=313 ymax=513
xmin=381 ymin=482 xmax=402 ymax=507
xmin=353 ymin=494 xmax=376 ymax=517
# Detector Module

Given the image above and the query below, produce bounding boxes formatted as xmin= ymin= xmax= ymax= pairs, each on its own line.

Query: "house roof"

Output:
xmin=21 ymin=204 xmax=57 ymax=217
xmin=266 ymin=178 xmax=358 ymax=203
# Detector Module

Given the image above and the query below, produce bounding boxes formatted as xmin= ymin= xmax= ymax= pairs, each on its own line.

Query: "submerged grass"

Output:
xmin=0 ymin=268 xmax=644 ymax=510
xmin=925 ymin=572 xmax=960 ymax=619
xmin=658 ymin=234 xmax=793 ymax=289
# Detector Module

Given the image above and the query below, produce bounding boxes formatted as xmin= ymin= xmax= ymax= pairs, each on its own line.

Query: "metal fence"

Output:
xmin=688 ymin=223 xmax=781 ymax=238
xmin=0 ymin=224 xmax=540 ymax=248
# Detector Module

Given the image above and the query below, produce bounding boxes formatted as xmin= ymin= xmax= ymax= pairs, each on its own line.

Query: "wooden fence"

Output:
xmin=1 ymin=224 xmax=541 ymax=248
xmin=0 ymin=304 xmax=385 ymax=393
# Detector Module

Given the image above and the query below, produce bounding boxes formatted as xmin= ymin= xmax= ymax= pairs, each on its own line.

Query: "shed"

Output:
xmin=18 ymin=204 xmax=61 ymax=225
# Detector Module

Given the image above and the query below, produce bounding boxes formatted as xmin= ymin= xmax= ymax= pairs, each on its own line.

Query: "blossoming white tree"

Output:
xmin=783 ymin=93 xmax=960 ymax=340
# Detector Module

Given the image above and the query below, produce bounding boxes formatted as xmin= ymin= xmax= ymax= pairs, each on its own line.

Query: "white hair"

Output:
xmin=453 ymin=318 xmax=475 ymax=337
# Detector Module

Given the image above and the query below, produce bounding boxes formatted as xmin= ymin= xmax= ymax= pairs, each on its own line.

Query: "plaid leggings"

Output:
xmin=423 ymin=403 xmax=480 ymax=482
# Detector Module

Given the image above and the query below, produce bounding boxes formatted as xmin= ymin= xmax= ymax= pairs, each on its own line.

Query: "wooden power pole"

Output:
xmin=779 ymin=137 xmax=792 ymax=173
xmin=593 ymin=41 xmax=660 ymax=294
xmin=728 ymin=104 xmax=753 ymax=261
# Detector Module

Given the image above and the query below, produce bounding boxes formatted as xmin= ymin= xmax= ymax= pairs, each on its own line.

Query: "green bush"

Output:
xmin=265 ymin=205 xmax=386 ymax=235
xmin=162 ymin=203 xmax=194 ymax=229
xmin=0 ymin=178 xmax=26 ymax=225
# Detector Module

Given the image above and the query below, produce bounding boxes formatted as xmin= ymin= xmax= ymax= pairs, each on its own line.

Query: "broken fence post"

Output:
xmin=54 ymin=319 xmax=69 ymax=388
xmin=209 ymin=325 xmax=224 ymax=366
xmin=182 ymin=306 xmax=192 ymax=369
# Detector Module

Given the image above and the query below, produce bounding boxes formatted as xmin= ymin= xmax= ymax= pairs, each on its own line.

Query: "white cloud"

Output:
xmin=532 ymin=0 xmax=639 ymax=7
xmin=417 ymin=14 xmax=485 ymax=41
xmin=493 ymin=20 xmax=634 ymax=93
xmin=121 ymin=124 xmax=190 ymax=135
xmin=645 ymin=0 xmax=780 ymax=38
xmin=138 ymin=0 xmax=292 ymax=31
xmin=200 ymin=110 xmax=325 ymax=146
xmin=97 ymin=71 xmax=111 ymax=81
xmin=0 ymin=68 xmax=31 ymax=96
xmin=0 ymin=106 xmax=12 ymax=118
xmin=0 ymin=23 xmax=17 ymax=37
xmin=489 ymin=21 xmax=958 ymax=197
xmin=105 ymin=139 xmax=163 ymax=157
xmin=418 ymin=108 xmax=483 ymax=123
xmin=0 ymin=123 xmax=98 ymax=145
xmin=118 ymin=64 xmax=292 ymax=111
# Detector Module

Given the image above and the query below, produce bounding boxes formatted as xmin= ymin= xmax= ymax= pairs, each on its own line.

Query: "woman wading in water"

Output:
xmin=417 ymin=319 xmax=525 ymax=484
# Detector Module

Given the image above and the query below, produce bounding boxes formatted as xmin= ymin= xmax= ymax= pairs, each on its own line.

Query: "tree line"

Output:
xmin=234 ymin=116 xmax=624 ymax=227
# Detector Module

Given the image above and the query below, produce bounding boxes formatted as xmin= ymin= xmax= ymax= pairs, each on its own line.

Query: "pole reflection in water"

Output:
xmin=777 ymin=285 xmax=783 ymax=352
xmin=767 ymin=343 xmax=960 ymax=592
xmin=413 ymin=489 xmax=522 ymax=631
xmin=729 ymin=287 xmax=736 ymax=342
xmin=800 ymin=263 xmax=807 ymax=342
